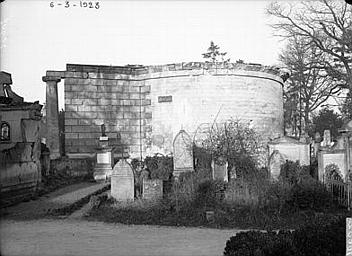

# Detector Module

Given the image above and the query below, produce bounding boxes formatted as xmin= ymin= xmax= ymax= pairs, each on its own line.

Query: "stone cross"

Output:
xmin=101 ymin=124 xmax=106 ymax=137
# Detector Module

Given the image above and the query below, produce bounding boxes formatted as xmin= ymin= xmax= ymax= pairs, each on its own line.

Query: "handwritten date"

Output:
xmin=50 ymin=1 xmax=100 ymax=9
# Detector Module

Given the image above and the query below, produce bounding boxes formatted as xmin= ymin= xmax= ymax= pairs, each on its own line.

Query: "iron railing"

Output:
xmin=325 ymin=177 xmax=352 ymax=209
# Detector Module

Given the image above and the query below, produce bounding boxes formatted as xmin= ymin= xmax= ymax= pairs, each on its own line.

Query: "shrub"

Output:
xmin=193 ymin=146 xmax=212 ymax=172
xmin=223 ymin=230 xmax=297 ymax=256
xmin=293 ymin=217 xmax=346 ymax=256
xmin=144 ymin=154 xmax=173 ymax=180
xmin=279 ymin=160 xmax=301 ymax=185
xmin=194 ymin=180 xmax=218 ymax=209
xmin=129 ymin=154 xmax=174 ymax=181
xmin=224 ymin=216 xmax=346 ymax=256
xmin=286 ymin=177 xmax=334 ymax=211
xmin=169 ymin=170 xmax=223 ymax=209
xmin=225 ymin=178 xmax=267 ymax=206
xmin=230 ymin=156 xmax=261 ymax=181
xmin=261 ymin=181 xmax=292 ymax=214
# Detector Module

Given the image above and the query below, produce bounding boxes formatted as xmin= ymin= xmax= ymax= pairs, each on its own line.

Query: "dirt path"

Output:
xmin=0 ymin=219 xmax=243 ymax=256
xmin=0 ymin=182 xmax=109 ymax=220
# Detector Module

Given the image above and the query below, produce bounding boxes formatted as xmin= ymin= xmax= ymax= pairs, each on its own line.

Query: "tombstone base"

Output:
xmin=173 ymin=168 xmax=194 ymax=178
xmin=93 ymin=165 xmax=112 ymax=182
xmin=94 ymin=146 xmax=114 ymax=182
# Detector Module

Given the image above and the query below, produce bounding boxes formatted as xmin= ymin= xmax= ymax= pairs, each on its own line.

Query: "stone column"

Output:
xmin=42 ymin=76 xmax=61 ymax=159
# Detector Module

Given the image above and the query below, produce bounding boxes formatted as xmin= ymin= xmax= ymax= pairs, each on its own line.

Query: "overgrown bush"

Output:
xmin=130 ymin=154 xmax=173 ymax=181
xmin=279 ymin=160 xmax=301 ymax=184
xmin=168 ymin=169 xmax=219 ymax=209
xmin=231 ymin=156 xmax=261 ymax=181
xmin=144 ymin=154 xmax=173 ymax=180
xmin=194 ymin=179 xmax=226 ymax=209
xmin=261 ymin=177 xmax=333 ymax=214
xmin=293 ymin=217 xmax=346 ymax=256
xmin=261 ymin=181 xmax=292 ymax=214
xmin=200 ymin=119 xmax=265 ymax=180
xmin=224 ymin=216 xmax=346 ymax=256
xmin=286 ymin=177 xmax=334 ymax=211
xmin=225 ymin=176 xmax=271 ymax=206
xmin=193 ymin=146 xmax=212 ymax=172
xmin=224 ymin=230 xmax=297 ymax=256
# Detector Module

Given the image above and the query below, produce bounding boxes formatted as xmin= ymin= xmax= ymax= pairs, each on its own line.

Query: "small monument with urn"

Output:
xmin=93 ymin=124 xmax=114 ymax=182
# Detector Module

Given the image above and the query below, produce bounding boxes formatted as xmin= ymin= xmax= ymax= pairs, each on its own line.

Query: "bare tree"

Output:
xmin=267 ymin=0 xmax=352 ymax=91
xmin=281 ymin=36 xmax=342 ymax=136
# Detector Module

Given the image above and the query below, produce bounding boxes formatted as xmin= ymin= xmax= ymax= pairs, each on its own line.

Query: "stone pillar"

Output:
xmin=42 ymin=76 xmax=61 ymax=159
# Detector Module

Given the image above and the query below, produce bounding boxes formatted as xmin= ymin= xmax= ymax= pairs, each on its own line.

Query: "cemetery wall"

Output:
xmin=46 ymin=62 xmax=284 ymax=158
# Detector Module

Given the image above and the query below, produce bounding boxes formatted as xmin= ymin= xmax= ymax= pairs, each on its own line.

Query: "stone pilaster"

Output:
xmin=43 ymin=76 xmax=61 ymax=159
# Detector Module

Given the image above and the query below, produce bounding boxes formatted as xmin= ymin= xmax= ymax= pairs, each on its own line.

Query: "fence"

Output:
xmin=325 ymin=176 xmax=352 ymax=209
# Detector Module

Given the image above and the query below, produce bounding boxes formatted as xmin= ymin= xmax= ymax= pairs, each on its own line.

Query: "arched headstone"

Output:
xmin=269 ymin=150 xmax=286 ymax=180
xmin=111 ymin=159 xmax=134 ymax=201
xmin=173 ymin=129 xmax=194 ymax=177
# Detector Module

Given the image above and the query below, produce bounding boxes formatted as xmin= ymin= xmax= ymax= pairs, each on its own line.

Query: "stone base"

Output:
xmin=93 ymin=166 xmax=112 ymax=182
xmin=173 ymin=168 xmax=194 ymax=178
xmin=49 ymin=151 xmax=61 ymax=160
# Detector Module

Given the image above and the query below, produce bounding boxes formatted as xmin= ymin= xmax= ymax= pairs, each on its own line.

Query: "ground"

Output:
xmin=0 ymin=182 xmax=242 ymax=256
xmin=0 ymin=219 xmax=241 ymax=256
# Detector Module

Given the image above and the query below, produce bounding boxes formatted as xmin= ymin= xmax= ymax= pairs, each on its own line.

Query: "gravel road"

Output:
xmin=0 ymin=219 xmax=243 ymax=256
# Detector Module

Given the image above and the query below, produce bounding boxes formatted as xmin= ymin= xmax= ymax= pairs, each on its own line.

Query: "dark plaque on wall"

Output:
xmin=158 ymin=95 xmax=172 ymax=103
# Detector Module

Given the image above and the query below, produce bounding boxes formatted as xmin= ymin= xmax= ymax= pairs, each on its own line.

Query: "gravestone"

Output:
xmin=317 ymin=121 xmax=352 ymax=181
xmin=142 ymin=179 xmax=163 ymax=200
xmin=321 ymin=152 xmax=346 ymax=180
xmin=347 ymin=218 xmax=352 ymax=256
xmin=173 ymin=129 xmax=194 ymax=177
xmin=269 ymin=150 xmax=286 ymax=180
xmin=322 ymin=129 xmax=331 ymax=147
xmin=211 ymin=159 xmax=228 ymax=182
xmin=93 ymin=124 xmax=114 ymax=182
xmin=111 ymin=159 xmax=134 ymax=201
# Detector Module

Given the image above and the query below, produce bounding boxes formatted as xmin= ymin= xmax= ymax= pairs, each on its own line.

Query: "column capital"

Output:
xmin=42 ymin=76 xmax=61 ymax=83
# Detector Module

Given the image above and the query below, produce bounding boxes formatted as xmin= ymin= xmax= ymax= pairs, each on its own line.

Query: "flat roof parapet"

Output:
xmin=66 ymin=62 xmax=282 ymax=77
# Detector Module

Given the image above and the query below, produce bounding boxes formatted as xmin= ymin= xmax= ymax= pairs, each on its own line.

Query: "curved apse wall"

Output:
xmin=146 ymin=65 xmax=284 ymax=155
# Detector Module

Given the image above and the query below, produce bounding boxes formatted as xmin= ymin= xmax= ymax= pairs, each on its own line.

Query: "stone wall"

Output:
xmin=149 ymin=70 xmax=284 ymax=155
xmin=50 ymin=157 xmax=94 ymax=177
xmin=45 ymin=62 xmax=284 ymax=159
xmin=61 ymin=65 xmax=152 ymax=157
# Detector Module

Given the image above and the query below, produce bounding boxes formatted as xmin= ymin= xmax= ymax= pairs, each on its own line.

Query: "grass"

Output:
xmin=85 ymin=197 xmax=349 ymax=230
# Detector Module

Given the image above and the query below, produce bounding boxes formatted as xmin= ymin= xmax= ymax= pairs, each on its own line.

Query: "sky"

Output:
xmin=0 ymin=0 xmax=286 ymax=109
